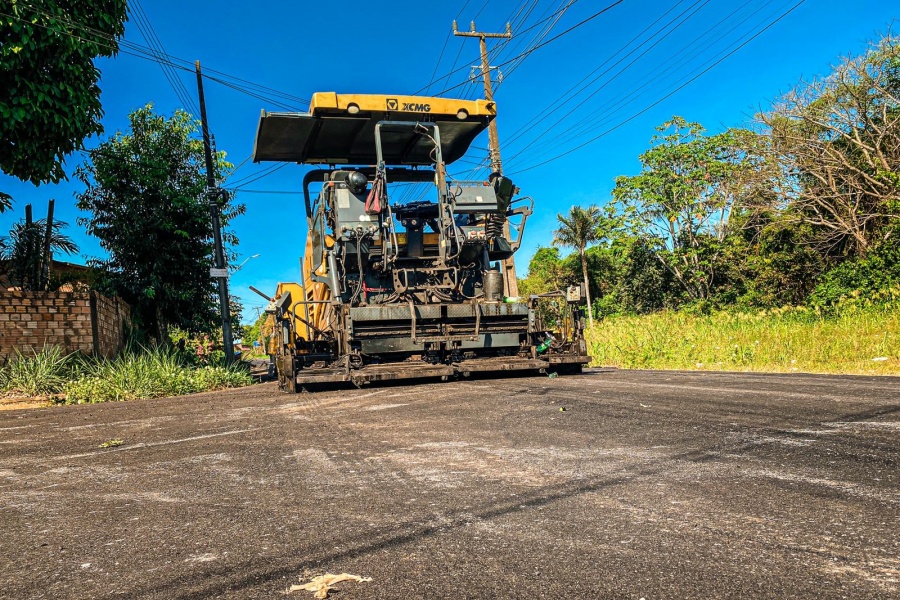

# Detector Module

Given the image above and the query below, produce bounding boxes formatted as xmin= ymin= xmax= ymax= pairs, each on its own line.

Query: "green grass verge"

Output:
xmin=1 ymin=346 xmax=254 ymax=404
xmin=1 ymin=346 xmax=76 ymax=396
xmin=586 ymin=303 xmax=900 ymax=375
xmin=64 ymin=348 xmax=254 ymax=404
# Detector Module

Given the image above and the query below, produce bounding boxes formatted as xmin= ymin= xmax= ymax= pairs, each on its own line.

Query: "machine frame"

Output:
xmin=252 ymin=94 xmax=590 ymax=391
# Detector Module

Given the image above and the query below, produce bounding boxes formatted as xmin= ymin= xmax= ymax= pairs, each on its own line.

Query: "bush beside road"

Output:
xmin=0 ymin=346 xmax=253 ymax=407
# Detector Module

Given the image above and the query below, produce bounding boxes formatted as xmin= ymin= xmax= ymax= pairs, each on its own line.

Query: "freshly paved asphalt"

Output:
xmin=0 ymin=369 xmax=897 ymax=599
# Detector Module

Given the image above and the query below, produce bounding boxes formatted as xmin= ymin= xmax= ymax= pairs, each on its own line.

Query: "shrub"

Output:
xmin=2 ymin=346 xmax=76 ymax=397
xmin=63 ymin=346 xmax=253 ymax=404
xmin=65 ymin=347 xmax=193 ymax=403
xmin=811 ymin=239 xmax=900 ymax=307
xmin=191 ymin=364 xmax=253 ymax=391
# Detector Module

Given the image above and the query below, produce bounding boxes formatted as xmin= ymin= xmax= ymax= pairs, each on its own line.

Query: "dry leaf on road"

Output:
xmin=289 ymin=572 xmax=372 ymax=598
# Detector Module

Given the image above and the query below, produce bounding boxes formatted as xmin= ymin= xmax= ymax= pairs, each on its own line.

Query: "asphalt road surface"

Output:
xmin=1 ymin=369 xmax=898 ymax=599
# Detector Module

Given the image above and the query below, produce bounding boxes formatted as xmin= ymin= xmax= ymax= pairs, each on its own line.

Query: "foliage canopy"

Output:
xmin=0 ymin=1 xmax=128 ymax=189
xmin=529 ymin=33 xmax=900 ymax=319
xmin=75 ymin=104 xmax=244 ymax=341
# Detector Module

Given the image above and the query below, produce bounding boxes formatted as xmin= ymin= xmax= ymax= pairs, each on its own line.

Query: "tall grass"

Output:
xmin=586 ymin=302 xmax=900 ymax=375
xmin=65 ymin=348 xmax=196 ymax=403
xmin=0 ymin=345 xmax=254 ymax=404
xmin=64 ymin=346 xmax=253 ymax=404
xmin=2 ymin=346 xmax=75 ymax=396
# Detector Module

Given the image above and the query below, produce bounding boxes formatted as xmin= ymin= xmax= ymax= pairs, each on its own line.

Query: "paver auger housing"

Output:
xmin=252 ymin=93 xmax=590 ymax=391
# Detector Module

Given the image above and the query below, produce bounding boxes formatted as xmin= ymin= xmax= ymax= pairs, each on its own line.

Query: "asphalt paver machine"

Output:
xmin=252 ymin=93 xmax=590 ymax=391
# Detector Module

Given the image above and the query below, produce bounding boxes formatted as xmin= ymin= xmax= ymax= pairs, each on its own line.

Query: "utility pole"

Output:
xmin=453 ymin=20 xmax=520 ymax=297
xmin=195 ymin=60 xmax=235 ymax=364
xmin=453 ymin=20 xmax=510 ymax=174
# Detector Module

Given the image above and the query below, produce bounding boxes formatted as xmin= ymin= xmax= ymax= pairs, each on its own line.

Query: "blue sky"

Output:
xmin=2 ymin=0 xmax=897 ymax=323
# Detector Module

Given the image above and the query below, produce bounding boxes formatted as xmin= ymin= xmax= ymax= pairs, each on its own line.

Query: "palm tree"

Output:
xmin=552 ymin=205 xmax=602 ymax=326
xmin=1 ymin=218 xmax=78 ymax=290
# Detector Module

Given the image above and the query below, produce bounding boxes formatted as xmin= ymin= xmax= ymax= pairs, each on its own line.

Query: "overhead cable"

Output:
xmin=507 ymin=0 xmax=808 ymax=174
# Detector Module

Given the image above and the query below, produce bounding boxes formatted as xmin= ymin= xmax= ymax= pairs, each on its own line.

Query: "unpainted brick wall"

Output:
xmin=91 ymin=292 xmax=131 ymax=358
xmin=0 ymin=291 xmax=130 ymax=361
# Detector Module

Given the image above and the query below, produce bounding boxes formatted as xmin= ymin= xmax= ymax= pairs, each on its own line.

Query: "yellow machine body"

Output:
xmin=256 ymin=93 xmax=590 ymax=390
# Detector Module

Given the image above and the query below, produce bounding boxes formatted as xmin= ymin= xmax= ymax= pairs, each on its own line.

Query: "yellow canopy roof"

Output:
xmin=252 ymin=93 xmax=495 ymax=166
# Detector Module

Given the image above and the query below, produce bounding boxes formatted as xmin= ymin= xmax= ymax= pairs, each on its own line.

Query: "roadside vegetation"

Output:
xmin=587 ymin=294 xmax=900 ymax=375
xmin=75 ymin=105 xmax=246 ymax=340
xmin=0 ymin=345 xmax=253 ymax=406
xmin=523 ymin=34 xmax=900 ymax=375
xmin=2 ymin=13 xmax=255 ymax=408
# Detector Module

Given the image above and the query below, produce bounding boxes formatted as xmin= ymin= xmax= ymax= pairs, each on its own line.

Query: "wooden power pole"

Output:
xmin=453 ymin=20 xmax=520 ymax=297
xmin=195 ymin=60 xmax=235 ymax=364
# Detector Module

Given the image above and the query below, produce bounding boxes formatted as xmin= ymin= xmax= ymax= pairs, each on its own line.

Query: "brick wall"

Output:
xmin=91 ymin=292 xmax=131 ymax=358
xmin=0 ymin=291 xmax=130 ymax=361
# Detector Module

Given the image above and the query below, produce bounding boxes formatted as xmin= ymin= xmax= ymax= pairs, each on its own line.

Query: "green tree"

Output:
xmin=616 ymin=237 xmax=677 ymax=313
xmin=613 ymin=117 xmax=760 ymax=301
xmin=241 ymin=312 xmax=267 ymax=349
xmin=553 ymin=205 xmax=604 ymax=325
xmin=726 ymin=208 xmax=825 ymax=307
xmin=75 ymin=104 xmax=244 ymax=341
xmin=0 ymin=1 xmax=128 ymax=190
xmin=760 ymin=34 xmax=900 ymax=257
xmin=518 ymin=246 xmax=572 ymax=296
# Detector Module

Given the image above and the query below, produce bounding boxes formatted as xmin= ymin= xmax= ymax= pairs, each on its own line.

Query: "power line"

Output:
xmin=224 ymin=154 xmax=253 ymax=182
xmin=472 ymin=0 xmax=490 ymax=22
xmin=433 ymin=0 xmax=487 ymax=98
xmin=508 ymin=0 xmax=807 ymax=175
xmin=505 ymin=0 xmax=712 ymax=164
xmin=437 ymin=36 xmax=469 ymax=97
xmin=426 ymin=1 xmax=490 ymax=97
xmin=1 ymin=6 xmax=309 ymax=112
xmin=490 ymin=0 xmax=557 ymax=67
xmin=466 ymin=1 xmax=555 ymax=100
xmin=456 ymin=1 xmax=571 ymax=102
xmin=504 ymin=0 xmax=538 ymax=36
xmin=129 ymin=0 xmax=201 ymax=115
xmin=413 ymin=0 xmax=587 ymax=96
xmin=510 ymin=0 xmax=782 ymax=164
xmin=207 ymin=76 xmax=302 ymax=111
xmin=229 ymin=163 xmax=290 ymax=190
xmin=521 ymin=0 xmax=781 ymax=161
xmin=227 ymin=164 xmax=284 ymax=189
xmin=193 ymin=67 xmax=309 ymax=108
xmin=500 ymin=0 xmax=577 ymax=81
xmin=425 ymin=31 xmax=454 ymax=96
xmin=447 ymin=0 xmax=610 ymax=178
xmin=432 ymin=0 xmax=626 ymax=97
xmin=502 ymin=0 xmax=692 ymax=151
xmin=226 ymin=189 xmax=303 ymax=195
xmin=510 ymin=5 xmax=785 ymax=171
